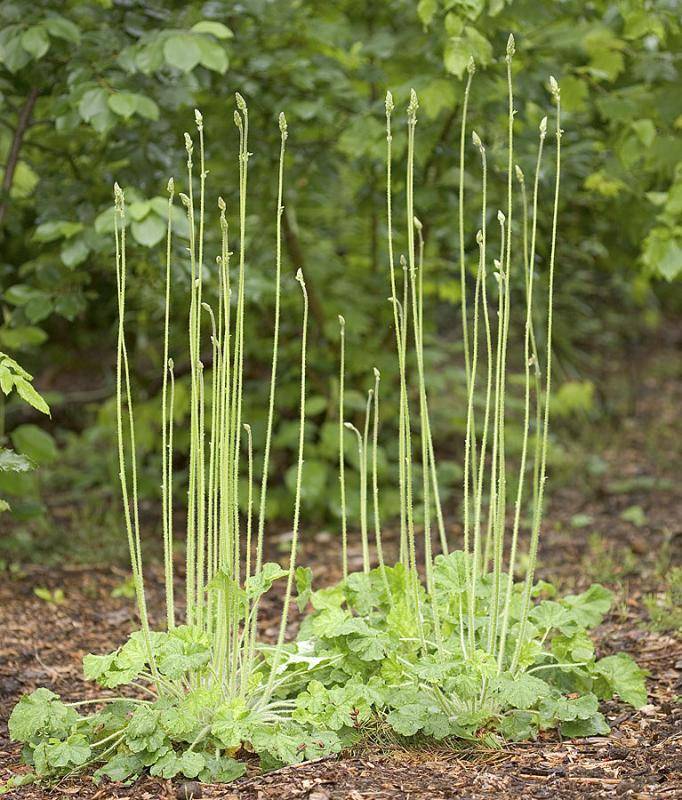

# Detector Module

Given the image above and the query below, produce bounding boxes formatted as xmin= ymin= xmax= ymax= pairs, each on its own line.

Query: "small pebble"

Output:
xmin=177 ymin=782 xmax=203 ymax=799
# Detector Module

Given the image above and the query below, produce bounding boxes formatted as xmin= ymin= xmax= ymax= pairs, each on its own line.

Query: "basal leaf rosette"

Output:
xmin=7 ymin=624 xmax=341 ymax=787
xmin=293 ymin=558 xmax=648 ymax=745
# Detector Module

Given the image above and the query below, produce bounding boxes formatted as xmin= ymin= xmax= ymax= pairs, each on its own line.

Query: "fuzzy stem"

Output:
xmin=512 ymin=81 xmax=561 ymax=673
xmin=345 ymin=418 xmax=370 ymax=574
xmin=371 ymin=368 xmax=391 ymax=601
xmin=161 ymin=178 xmax=175 ymax=630
xmin=497 ymin=118 xmax=547 ymax=670
xmin=244 ymin=423 xmax=254 ymax=583
xmin=255 ymin=114 xmax=288 ymax=573
xmin=384 ymin=93 xmax=409 ymax=567
xmin=113 ymin=186 xmax=157 ymax=680
xmin=338 ymin=315 xmax=348 ymax=579
xmin=265 ymin=269 xmax=308 ymax=697
xmin=470 ymin=136 xmax=492 ymax=632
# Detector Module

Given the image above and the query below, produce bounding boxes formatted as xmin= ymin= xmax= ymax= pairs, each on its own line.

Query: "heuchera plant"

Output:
xmin=5 ymin=36 xmax=646 ymax=793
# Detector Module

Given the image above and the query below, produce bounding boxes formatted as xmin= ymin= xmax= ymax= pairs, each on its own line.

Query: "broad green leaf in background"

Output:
xmin=10 ymin=425 xmax=57 ymax=465
xmin=131 ymin=213 xmax=167 ymax=247
xmin=21 ymin=26 xmax=49 ymax=59
xmin=163 ymin=34 xmax=202 ymax=72
xmin=191 ymin=21 xmax=233 ymax=39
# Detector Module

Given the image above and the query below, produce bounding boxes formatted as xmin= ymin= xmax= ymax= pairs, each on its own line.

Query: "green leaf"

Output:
xmin=8 ymin=688 xmax=79 ymax=743
xmin=13 ymin=378 xmax=50 ymax=416
xmin=541 ymin=692 xmax=599 ymax=723
xmin=206 ymin=570 xmax=246 ymax=618
xmin=210 ymin=699 xmax=250 ymax=748
xmin=417 ymin=0 xmax=438 ymax=28
xmin=285 ymin=459 xmax=328 ymax=503
xmin=299 ymin=730 xmax=344 ymax=758
xmin=386 ymin=702 xmax=427 ymax=736
xmin=21 ymin=26 xmax=49 ymax=60
xmin=499 ymin=710 xmax=538 ymax=741
xmin=0 ymin=772 xmax=37 ymax=794
xmin=594 ymin=653 xmax=648 ymax=708
xmin=0 ymin=448 xmax=35 ymax=473
xmin=529 ymin=600 xmax=572 ymax=632
xmin=150 ymin=750 xmax=206 ymax=779
xmin=632 ymin=119 xmax=656 ymax=148
xmin=563 ymin=584 xmax=613 ymax=628
xmin=0 ymin=367 xmax=13 ymax=395
xmin=125 ymin=706 xmax=165 ymax=754
xmin=11 ymin=425 xmax=57 ymax=465
xmin=34 ymin=587 xmax=65 ymax=605
xmin=83 ymin=652 xmax=117 ymax=682
xmin=199 ymin=755 xmax=246 ymax=783
xmin=108 ymin=92 xmax=159 ymax=121
xmin=94 ymin=753 xmax=143 ymax=782
xmin=347 ymin=632 xmax=389 ymax=661
xmin=295 ymin=566 xmax=313 ymax=612
xmin=191 ymin=21 xmax=234 ymax=39
xmin=108 ymin=92 xmax=139 ymax=118
xmin=495 ymin=673 xmax=551 ymax=710
xmin=620 ymin=504 xmax=646 ymax=527
xmin=344 ymin=571 xmax=381 ymax=615
xmin=4 ymin=284 xmax=37 ymax=306
xmin=43 ymin=16 xmax=81 ymax=44
xmin=42 ymin=734 xmax=91 ymax=769
xmin=178 ymin=751 xmax=205 ymax=778
xmin=33 ymin=220 xmax=83 ymax=242
xmin=0 ymin=326 xmax=48 ymax=348
xmin=419 ymin=79 xmax=457 ymax=119
xmin=148 ymin=750 xmax=180 ymax=779
xmin=163 ymin=34 xmax=201 ymax=72
xmin=0 ymin=354 xmax=30 ymax=379
xmin=293 ymin=679 xmax=377 ymax=732
xmin=245 ymin=562 xmax=288 ymax=599
xmin=444 ymin=27 xmax=492 ymax=78
xmin=587 ymin=49 xmax=625 ymax=82
xmin=133 ymin=40 xmax=164 ymax=73
xmin=197 ymin=37 xmax=230 ymax=75
xmin=128 ymin=200 xmax=151 ymax=221
xmin=433 ymin=550 xmax=470 ymax=595
xmin=560 ymin=76 xmax=589 ymax=113
xmin=561 ymin=711 xmax=610 ymax=737
xmin=61 ymin=238 xmax=89 ymax=268
xmin=311 ymin=607 xmax=368 ymax=638
xmin=642 ymin=228 xmax=682 ymax=281
xmin=25 ymin=295 xmax=53 ymax=324
xmin=250 ymin=724 xmax=305 ymax=766
xmin=0 ymin=36 xmax=31 ymax=73
xmin=551 ymin=629 xmax=595 ymax=663
xmin=55 ymin=294 xmax=84 ymax=320
xmin=131 ymin=214 xmax=167 ymax=247
xmin=158 ymin=625 xmax=211 ymax=680
xmin=78 ymin=88 xmax=109 ymax=122
xmin=88 ymin=636 xmax=149 ymax=688
xmin=135 ymin=95 xmax=160 ymax=120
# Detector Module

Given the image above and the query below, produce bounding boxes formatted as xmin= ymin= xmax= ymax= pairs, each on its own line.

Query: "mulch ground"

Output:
xmin=1 ymin=337 xmax=681 ymax=798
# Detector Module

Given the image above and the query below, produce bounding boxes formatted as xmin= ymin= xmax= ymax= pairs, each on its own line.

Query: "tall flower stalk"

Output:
xmin=113 ymin=97 xmax=309 ymax=713
xmin=362 ymin=38 xmax=563 ymax=700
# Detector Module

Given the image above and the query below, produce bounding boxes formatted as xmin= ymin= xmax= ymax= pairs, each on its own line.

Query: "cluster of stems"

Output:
xmin=336 ymin=36 xmax=562 ymax=695
xmin=114 ymin=97 xmax=308 ymax=710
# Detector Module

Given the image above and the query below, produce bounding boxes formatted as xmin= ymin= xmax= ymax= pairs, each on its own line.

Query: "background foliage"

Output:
xmin=1 ymin=0 xmax=680 ymax=550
